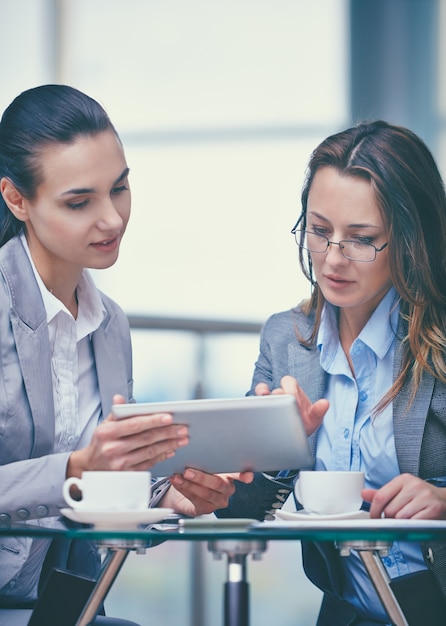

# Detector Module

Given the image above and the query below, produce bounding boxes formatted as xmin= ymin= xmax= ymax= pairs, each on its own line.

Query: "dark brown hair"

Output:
xmin=0 ymin=84 xmax=118 ymax=246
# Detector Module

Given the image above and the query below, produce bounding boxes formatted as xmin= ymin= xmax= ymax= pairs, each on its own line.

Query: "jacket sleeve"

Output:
xmin=215 ymin=472 xmax=295 ymax=521
xmin=0 ymin=453 xmax=73 ymax=522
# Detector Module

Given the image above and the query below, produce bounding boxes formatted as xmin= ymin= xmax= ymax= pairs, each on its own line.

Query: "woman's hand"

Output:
xmin=66 ymin=395 xmax=189 ymax=478
xmin=363 ymin=473 xmax=446 ymax=520
xmin=255 ymin=375 xmax=329 ymax=436
xmin=163 ymin=470 xmax=254 ymax=516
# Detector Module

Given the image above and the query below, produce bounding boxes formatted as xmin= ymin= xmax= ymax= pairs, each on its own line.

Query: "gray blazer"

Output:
xmin=0 ymin=236 xmax=134 ymax=590
xmin=218 ymin=303 xmax=446 ymax=623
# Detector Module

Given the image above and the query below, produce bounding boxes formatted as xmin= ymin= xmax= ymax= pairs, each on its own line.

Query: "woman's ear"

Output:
xmin=0 ymin=177 xmax=29 ymax=222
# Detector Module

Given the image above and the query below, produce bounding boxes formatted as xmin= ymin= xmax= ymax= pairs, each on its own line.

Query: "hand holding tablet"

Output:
xmin=112 ymin=395 xmax=312 ymax=476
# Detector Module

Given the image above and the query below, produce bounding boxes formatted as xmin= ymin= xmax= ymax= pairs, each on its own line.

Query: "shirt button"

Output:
xmin=16 ymin=509 xmax=30 ymax=520
xmin=360 ymin=391 xmax=368 ymax=401
xmin=35 ymin=505 xmax=49 ymax=517
xmin=343 ymin=428 xmax=350 ymax=439
xmin=0 ymin=513 xmax=11 ymax=524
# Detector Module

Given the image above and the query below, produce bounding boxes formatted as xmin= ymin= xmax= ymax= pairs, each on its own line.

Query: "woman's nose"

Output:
xmin=97 ymin=199 xmax=125 ymax=230
xmin=325 ymin=241 xmax=348 ymax=263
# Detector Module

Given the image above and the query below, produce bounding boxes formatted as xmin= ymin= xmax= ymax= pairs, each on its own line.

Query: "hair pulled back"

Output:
xmin=0 ymin=84 xmax=117 ymax=245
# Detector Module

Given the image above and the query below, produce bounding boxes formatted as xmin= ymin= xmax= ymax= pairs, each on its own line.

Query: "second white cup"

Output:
xmin=63 ymin=471 xmax=151 ymax=511
xmin=294 ymin=470 xmax=364 ymax=515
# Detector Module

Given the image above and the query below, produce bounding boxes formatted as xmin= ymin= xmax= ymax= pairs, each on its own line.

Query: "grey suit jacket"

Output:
xmin=0 ymin=236 xmax=134 ymax=590
xmin=218 ymin=302 xmax=446 ymax=622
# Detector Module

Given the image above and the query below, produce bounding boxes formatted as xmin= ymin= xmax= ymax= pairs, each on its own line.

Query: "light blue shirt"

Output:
xmin=316 ymin=287 xmax=427 ymax=623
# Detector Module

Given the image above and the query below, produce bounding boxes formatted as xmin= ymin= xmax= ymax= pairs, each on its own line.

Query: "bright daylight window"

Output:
xmin=1 ymin=2 xmax=347 ymax=624
xmin=56 ymin=0 xmax=349 ymax=405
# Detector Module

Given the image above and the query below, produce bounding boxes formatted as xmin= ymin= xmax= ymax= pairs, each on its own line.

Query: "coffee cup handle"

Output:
xmin=294 ymin=478 xmax=302 ymax=504
xmin=63 ymin=477 xmax=83 ymax=508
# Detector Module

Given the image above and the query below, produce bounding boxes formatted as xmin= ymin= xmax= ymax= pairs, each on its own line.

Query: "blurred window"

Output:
xmin=9 ymin=3 xmax=446 ymax=625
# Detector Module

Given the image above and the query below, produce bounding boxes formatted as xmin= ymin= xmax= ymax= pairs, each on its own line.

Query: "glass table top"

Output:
xmin=2 ymin=512 xmax=446 ymax=544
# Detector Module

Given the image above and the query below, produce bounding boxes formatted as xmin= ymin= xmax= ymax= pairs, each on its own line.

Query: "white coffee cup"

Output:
xmin=63 ymin=471 xmax=151 ymax=511
xmin=294 ymin=470 xmax=364 ymax=515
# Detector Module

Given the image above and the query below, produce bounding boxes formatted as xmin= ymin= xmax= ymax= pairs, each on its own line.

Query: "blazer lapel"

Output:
xmin=0 ymin=238 xmax=55 ymax=457
xmin=92 ymin=307 xmax=131 ymax=419
xmin=288 ymin=341 xmax=325 ymax=458
xmin=392 ymin=336 xmax=434 ymax=475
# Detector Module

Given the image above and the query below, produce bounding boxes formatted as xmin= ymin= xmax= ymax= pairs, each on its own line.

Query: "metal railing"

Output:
xmin=127 ymin=314 xmax=262 ymax=401
xmin=127 ymin=313 xmax=262 ymax=335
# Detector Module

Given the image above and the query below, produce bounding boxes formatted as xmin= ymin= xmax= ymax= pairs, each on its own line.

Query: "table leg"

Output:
xmin=76 ymin=548 xmax=130 ymax=626
xmin=224 ymin=554 xmax=249 ymax=626
xmin=337 ymin=540 xmax=409 ymax=626
xmin=208 ymin=540 xmax=267 ymax=626
xmin=358 ymin=551 xmax=409 ymax=626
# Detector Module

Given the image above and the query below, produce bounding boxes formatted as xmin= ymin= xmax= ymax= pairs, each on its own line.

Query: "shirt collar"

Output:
xmin=20 ymin=233 xmax=105 ymax=339
xmin=317 ymin=287 xmax=400 ymax=366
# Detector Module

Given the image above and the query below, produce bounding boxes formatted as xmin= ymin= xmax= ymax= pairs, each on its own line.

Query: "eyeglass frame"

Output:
xmin=290 ymin=222 xmax=388 ymax=263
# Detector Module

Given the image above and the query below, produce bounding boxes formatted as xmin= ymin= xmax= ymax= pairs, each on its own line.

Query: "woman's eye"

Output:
xmin=111 ymin=184 xmax=129 ymax=195
xmin=311 ymin=226 xmax=330 ymax=236
xmin=352 ymin=235 xmax=374 ymax=244
xmin=66 ymin=199 xmax=88 ymax=210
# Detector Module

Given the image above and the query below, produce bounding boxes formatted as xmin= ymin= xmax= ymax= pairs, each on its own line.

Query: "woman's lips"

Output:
xmin=323 ymin=274 xmax=354 ymax=288
xmin=90 ymin=236 xmax=119 ymax=251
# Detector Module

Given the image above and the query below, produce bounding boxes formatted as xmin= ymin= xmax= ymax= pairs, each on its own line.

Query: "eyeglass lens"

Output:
xmin=298 ymin=231 xmax=376 ymax=261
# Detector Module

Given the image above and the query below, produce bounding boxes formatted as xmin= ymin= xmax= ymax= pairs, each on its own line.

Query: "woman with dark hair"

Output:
xmin=0 ymin=84 xmax=251 ymax=625
xmin=218 ymin=121 xmax=446 ymax=625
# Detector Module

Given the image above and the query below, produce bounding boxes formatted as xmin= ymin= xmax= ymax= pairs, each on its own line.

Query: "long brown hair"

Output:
xmin=295 ymin=120 xmax=446 ymax=410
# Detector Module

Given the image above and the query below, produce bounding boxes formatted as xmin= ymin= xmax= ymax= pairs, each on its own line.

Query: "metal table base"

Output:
xmin=206 ymin=538 xmax=409 ymax=626
xmin=337 ymin=540 xmax=409 ymax=626
xmin=208 ymin=540 xmax=267 ymax=626
xmin=77 ymin=540 xmax=148 ymax=626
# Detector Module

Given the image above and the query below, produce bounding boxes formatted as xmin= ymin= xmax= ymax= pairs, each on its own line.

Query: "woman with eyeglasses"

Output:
xmin=217 ymin=120 xmax=446 ymax=625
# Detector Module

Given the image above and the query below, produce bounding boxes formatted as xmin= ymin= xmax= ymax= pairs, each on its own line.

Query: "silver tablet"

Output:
xmin=112 ymin=395 xmax=313 ymax=475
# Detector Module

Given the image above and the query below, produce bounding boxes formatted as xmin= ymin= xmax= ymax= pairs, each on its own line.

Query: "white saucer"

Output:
xmin=60 ymin=507 xmax=174 ymax=529
xmin=276 ymin=509 xmax=370 ymax=522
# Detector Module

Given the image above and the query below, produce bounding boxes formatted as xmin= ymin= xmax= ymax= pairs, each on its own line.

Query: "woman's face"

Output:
xmin=306 ymin=166 xmax=392 ymax=324
xmin=21 ymin=129 xmax=130 ymax=281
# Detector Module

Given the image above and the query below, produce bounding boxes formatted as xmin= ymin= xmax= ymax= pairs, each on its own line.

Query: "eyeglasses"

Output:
xmin=291 ymin=228 xmax=388 ymax=262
